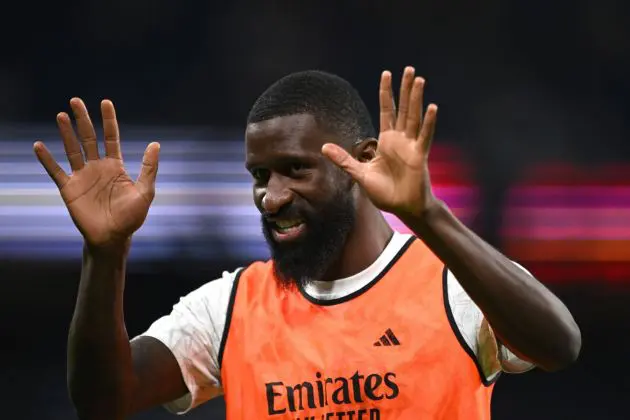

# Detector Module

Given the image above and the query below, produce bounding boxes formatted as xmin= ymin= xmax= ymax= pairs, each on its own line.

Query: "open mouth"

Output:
xmin=271 ymin=219 xmax=307 ymax=242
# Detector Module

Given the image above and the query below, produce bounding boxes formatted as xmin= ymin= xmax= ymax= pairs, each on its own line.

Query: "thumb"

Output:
xmin=136 ymin=142 xmax=160 ymax=201
xmin=321 ymin=143 xmax=364 ymax=182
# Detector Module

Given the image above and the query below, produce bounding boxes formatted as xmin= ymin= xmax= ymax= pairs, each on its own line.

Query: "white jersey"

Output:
xmin=138 ymin=231 xmax=534 ymax=413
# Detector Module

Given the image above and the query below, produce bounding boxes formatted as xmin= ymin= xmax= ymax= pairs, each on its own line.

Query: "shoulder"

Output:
xmin=443 ymin=268 xmax=485 ymax=358
xmin=444 ymin=264 xmax=536 ymax=379
xmin=444 ymin=261 xmax=535 ymax=351
xmin=177 ymin=269 xmax=241 ymax=316
xmin=141 ymin=268 xmax=244 ymax=347
xmin=136 ymin=269 xmax=244 ymax=413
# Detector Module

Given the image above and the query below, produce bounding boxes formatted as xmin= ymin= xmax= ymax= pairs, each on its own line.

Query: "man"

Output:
xmin=34 ymin=67 xmax=581 ymax=420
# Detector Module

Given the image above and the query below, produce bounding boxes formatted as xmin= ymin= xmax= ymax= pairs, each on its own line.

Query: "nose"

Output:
xmin=261 ymin=174 xmax=293 ymax=214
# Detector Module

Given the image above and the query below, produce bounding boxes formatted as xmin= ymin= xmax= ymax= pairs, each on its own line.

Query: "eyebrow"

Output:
xmin=245 ymin=151 xmax=320 ymax=170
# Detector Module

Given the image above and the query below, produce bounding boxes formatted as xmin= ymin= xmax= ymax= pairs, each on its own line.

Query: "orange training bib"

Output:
xmin=220 ymin=237 xmax=494 ymax=419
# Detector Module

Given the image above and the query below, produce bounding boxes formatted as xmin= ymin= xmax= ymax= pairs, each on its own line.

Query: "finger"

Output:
xmin=56 ymin=112 xmax=85 ymax=171
xmin=136 ymin=142 xmax=161 ymax=202
xmin=379 ymin=71 xmax=395 ymax=132
xmin=395 ymin=66 xmax=416 ymax=132
xmin=321 ymin=143 xmax=365 ymax=184
xmin=33 ymin=141 xmax=69 ymax=189
xmin=417 ymin=104 xmax=438 ymax=155
xmin=70 ymin=97 xmax=100 ymax=161
xmin=101 ymin=99 xmax=123 ymax=160
xmin=405 ymin=77 xmax=425 ymax=139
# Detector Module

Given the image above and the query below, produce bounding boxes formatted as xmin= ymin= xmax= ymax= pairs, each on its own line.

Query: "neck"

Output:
xmin=321 ymin=196 xmax=394 ymax=281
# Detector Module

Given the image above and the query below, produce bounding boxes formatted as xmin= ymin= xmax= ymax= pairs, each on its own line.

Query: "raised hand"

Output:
xmin=322 ymin=66 xmax=438 ymax=219
xmin=34 ymin=98 xmax=160 ymax=248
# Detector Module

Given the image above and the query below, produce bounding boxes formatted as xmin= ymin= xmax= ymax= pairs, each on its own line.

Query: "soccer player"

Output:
xmin=34 ymin=67 xmax=581 ymax=420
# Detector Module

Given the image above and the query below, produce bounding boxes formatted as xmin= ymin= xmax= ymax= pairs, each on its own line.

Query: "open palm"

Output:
xmin=322 ymin=67 xmax=438 ymax=218
xmin=34 ymin=98 xmax=160 ymax=248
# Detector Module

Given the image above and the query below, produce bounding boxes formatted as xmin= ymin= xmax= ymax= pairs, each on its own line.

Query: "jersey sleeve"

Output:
xmin=445 ymin=263 xmax=536 ymax=382
xmin=135 ymin=269 xmax=239 ymax=414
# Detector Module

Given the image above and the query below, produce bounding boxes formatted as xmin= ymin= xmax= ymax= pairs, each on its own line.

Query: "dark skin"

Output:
xmin=245 ymin=113 xmax=393 ymax=281
xmin=322 ymin=66 xmax=582 ymax=370
xmin=33 ymin=99 xmax=187 ymax=419
xmin=32 ymin=100 xmax=392 ymax=420
xmin=32 ymin=68 xmax=579 ymax=420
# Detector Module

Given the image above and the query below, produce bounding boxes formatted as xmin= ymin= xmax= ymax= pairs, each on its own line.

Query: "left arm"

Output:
xmin=402 ymin=200 xmax=581 ymax=372
xmin=322 ymin=66 xmax=581 ymax=373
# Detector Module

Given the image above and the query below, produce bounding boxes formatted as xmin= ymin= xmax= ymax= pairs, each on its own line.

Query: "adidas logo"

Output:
xmin=373 ymin=328 xmax=401 ymax=346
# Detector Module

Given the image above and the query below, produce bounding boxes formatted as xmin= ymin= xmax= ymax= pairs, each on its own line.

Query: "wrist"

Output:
xmin=397 ymin=197 xmax=446 ymax=230
xmin=84 ymin=238 xmax=131 ymax=261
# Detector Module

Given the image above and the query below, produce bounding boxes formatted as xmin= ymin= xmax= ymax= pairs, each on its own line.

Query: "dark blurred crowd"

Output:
xmin=1 ymin=1 xmax=629 ymax=419
xmin=3 ymin=1 xmax=629 ymax=242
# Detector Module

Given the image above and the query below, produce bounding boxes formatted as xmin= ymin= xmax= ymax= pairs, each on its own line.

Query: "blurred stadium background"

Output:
xmin=1 ymin=1 xmax=629 ymax=419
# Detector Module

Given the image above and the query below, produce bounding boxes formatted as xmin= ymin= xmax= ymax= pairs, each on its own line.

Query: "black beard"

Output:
xmin=261 ymin=185 xmax=356 ymax=289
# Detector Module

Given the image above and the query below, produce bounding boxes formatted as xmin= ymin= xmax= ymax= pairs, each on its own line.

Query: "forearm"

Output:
xmin=402 ymin=200 xmax=581 ymax=371
xmin=67 ymin=242 xmax=135 ymax=419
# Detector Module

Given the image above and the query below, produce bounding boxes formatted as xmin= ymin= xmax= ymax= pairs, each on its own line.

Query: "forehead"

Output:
xmin=245 ymin=114 xmax=332 ymax=166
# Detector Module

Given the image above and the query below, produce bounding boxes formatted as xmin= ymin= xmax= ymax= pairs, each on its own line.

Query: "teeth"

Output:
xmin=275 ymin=220 xmax=303 ymax=229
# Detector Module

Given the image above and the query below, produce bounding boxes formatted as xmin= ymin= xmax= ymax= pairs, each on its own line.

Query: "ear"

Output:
xmin=353 ymin=138 xmax=378 ymax=163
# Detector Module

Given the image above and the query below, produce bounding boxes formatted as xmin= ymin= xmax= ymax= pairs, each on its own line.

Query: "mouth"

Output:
xmin=269 ymin=219 xmax=307 ymax=242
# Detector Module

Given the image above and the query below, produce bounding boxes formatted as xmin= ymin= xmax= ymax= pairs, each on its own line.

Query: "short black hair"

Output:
xmin=247 ymin=70 xmax=377 ymax=145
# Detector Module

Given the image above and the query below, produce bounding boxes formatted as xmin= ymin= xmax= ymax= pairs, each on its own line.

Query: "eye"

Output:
xmin=288 ymin=162 xmax=307 ymax=175
xmin=251 ymin=168 xmax=269 ymax=182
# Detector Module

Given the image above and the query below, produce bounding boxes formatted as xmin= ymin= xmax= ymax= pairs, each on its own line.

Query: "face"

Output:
xmin=245 ymin=114 xmax=356 ymax=288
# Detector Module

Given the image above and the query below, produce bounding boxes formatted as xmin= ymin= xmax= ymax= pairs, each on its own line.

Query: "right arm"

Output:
xmin=67 ymin=244 xmax=187 ymax=420
xmin=32 ymin=97 xmax=205 ymax=420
